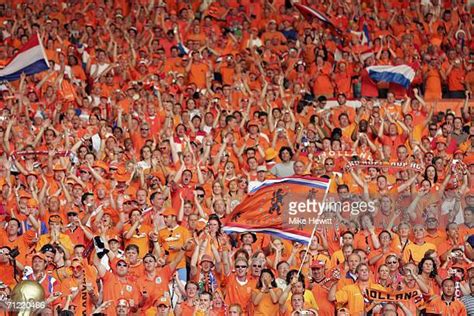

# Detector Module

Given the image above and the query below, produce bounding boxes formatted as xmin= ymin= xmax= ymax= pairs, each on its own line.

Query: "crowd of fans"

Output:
xmin=0 ymin=0 xmax=473 ymax=315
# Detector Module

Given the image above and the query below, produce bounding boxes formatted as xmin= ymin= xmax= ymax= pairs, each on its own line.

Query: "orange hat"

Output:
xmin=108 ymin=234 xmax=121 ymax=242
xmin=435 ymin=136 xmax=447 ymax=144
xmin=27 ymin=199 xmax=38 ymax=208
xmin=48 ymin=215 xmax=63 ymax=224
xmin=93 ymin=161 xmax=109 ymax=172
xmin=156 ymin=296 xmax=171 ymax=307
xmin=311 ymin=260 xmax=326 ymax=269
xmin=32 ymin=253 xmax=47 ymax=262
xmin=200 ymin=254 xmax=214 ymax=266
xmin=265 ymin=148 xmax=278 ymax=161
xmin=247 ymin=120 xmax=259 ymax=128
xmin=464 ymin=155 xmax=474 ymax=165
xmin=53 ymin=163 xmax=66 ymax=171
xmin=79 ymin=165 xmax=90 ymax=173
xmin=162 ymin=208 xmax=177 ymax=217
xmin=95 ymin=183 xmax=107 ymax=191
xmin=71 ymin=257 xmax=84 ymax=267
xmin=117 ymin=298 xmax=130 ymax=307
xmin=116 ymin=172 xmax=130 ymax=182
xmin=111 ymin=258 xmax=129 ymax=271
xmin=122 ymin=195 xmax=137 ymax=204
xmin=19 ymin=190 xmax=32 ymax=199
xmin=195 ymin=220 xmax=207 ymax=231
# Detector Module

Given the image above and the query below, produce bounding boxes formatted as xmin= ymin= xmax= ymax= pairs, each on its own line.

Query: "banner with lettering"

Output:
xmin=365 ymin=287 xmax=423 ymax=302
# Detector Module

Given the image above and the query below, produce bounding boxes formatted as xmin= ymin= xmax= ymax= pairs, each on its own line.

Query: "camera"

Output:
xmin=9 ymin=247 xmax=19 ymax=259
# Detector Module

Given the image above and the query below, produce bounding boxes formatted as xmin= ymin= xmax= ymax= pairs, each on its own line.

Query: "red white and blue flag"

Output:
xmin=0 ymin=33 xmax=50 ymax=82
xmin=366 ymin=65 xmax=415 ymax=88
xmin=294 ymin=3 xmax=342 ymax=33
xmin=224 ymin=176 xmax=330 ymax=244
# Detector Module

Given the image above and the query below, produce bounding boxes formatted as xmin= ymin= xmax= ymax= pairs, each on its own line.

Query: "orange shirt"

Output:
xmin=425 ymin=297 xmax=467 ymax=316
xmin=311 ymin=280 xmax=336 ymax=316
xmin=137 ymin=266 xmax=174 ymax=312
xmin=101 ymin=271 xmax=140 ymax=313
xmin=188 ymin=62 xmax=209 ymax=89
xmin=123 ymin=223 xmax=152 ymax=255
xmin=60 ymin=276 xmax=98 ymax=315
xmin=158 ymin=225 xmax=191 ymax=269
xmin=251 ymin=288 xmax=281 ymax=315
xmin=448 ymin=67 xmax=465 ymax=91
xmin=0 ymin=261 xmax=17 ymax=288
xmin=223 ymin=274 xmax=257 ymax=314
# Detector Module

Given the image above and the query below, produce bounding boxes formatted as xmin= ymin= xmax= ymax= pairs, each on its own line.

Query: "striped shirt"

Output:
xmin=461 ymin=294 xmax=474 ymax=315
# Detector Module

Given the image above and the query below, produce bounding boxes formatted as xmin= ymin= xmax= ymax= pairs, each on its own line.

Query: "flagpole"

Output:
xmin=296 ymin=179 xmax=331 ymax=278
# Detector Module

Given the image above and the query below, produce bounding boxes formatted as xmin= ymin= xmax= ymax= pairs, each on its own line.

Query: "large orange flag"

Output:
xmin=224 ymin=176 xmax=330 ymax=243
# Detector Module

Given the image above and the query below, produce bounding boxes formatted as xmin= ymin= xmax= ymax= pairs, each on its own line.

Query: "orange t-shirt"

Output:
xmin=137 ymin=266 xmax=174 ymax=312
xmin=223 ymin=274 xmax=257 ymax=314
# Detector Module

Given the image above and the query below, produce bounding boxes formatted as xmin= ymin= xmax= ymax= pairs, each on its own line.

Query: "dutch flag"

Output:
xmin=294 ymin=3 xmax=342 ymax=33
xmin=0 ymin=33 xmax=50 ymax=82
xmin=366 ymin=65 xmax=415 ymax=88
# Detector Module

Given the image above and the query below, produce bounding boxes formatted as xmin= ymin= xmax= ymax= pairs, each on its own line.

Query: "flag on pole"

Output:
xmin=362 ymin=24 xmax=371 ymax=45
xmin=224 ymin=176 xmax=331 ymax=244
xmin=0 ymin=33 xmax=50 ymax=82
xmin=294 ymin=3 xmax=342 ymax=33
xmin=366 ymin=65 xmax=415 ymax=88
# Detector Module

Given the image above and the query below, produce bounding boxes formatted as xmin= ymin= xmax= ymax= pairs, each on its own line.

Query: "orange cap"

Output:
xmin=93 ymin=161 xmax=109 ymax=172
xmin=32 ymin=253 xmax=47 ymax=262
xmin=27 ymin=199 xmax=38 ymax=208
xmin=53 ymin=163 xmax=66 ymax=171
xmin=162 ymin=208 xmax=177 ymax=217
xmin=156 ymin=296 xmax=171 ymax=307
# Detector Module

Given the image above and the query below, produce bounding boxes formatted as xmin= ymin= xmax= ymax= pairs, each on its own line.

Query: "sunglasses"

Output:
xmin=235 ymin=265 xmax=248 ymax=269
xmin=72 ymin=265 xmax=83 ymax=271
xmin=197 ymin=194 xmax=205 ymax=198
xmin=117 ymin=262 xmax=128 ymax=267
xmin=252 ymin=265 xmax=262 ymax=268
xmin=387 ymin=261 xmax=398 ymax=264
